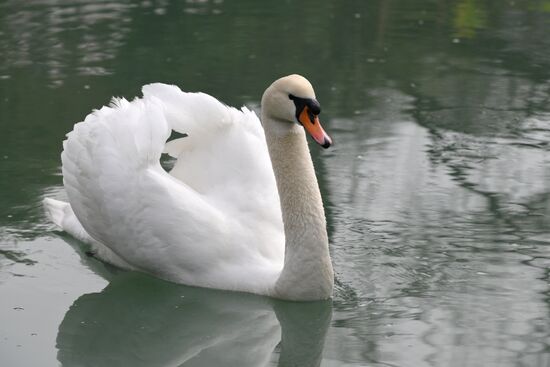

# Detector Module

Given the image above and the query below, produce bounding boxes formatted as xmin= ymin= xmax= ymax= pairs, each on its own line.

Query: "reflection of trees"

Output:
xmin=0 ymin=0 xmax=134 ymax=84
xmin=453 ymin=0 xmax=487 ymax=38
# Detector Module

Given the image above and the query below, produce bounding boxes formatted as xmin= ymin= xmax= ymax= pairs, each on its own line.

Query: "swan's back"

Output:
xmin=60 ymin=84 xmax=284 ymax=294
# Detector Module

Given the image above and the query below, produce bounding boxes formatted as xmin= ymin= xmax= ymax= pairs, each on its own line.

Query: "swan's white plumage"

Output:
xmin=46 ymin=75 xmax=334 ymax=300
xmin=53 ymin=83 xmax=285 ymax=295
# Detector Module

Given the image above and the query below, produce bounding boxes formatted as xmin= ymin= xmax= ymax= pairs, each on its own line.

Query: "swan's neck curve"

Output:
xmin=262 ymin=114 xmax=334 ymax=301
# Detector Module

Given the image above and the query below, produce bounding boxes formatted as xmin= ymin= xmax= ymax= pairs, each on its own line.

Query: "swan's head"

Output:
xmin=261 ymin=74 xmax=332 ymax=149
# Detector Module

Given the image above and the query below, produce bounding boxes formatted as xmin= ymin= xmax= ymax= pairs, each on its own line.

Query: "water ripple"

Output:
xmin=0 ymin=1 xmax=133 ymax=84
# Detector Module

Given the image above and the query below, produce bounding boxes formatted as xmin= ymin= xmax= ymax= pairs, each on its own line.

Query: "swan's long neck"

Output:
xmin=262 ymin=115 xmax=334 ymax=301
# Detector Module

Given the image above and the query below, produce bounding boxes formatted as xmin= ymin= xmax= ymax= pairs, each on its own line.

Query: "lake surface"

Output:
xmin=1 ymin=0 xmax=550 ymax=366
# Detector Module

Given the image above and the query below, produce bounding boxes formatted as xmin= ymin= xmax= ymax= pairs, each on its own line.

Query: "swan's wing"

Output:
xmin=142 ymin=84 xmax=282 ymax=228
xmin=142 ymin=84 xmax=284 ymax=262
xmin=61 ymin=87 xmax=283 ymax=292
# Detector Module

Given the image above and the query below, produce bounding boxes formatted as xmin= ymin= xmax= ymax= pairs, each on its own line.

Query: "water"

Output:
xmin=1 ymin=0 xmax=549 ymax=366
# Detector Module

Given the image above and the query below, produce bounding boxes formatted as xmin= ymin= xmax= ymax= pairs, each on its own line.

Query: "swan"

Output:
xmin=44 ymin=74 xmax=334 ymax=301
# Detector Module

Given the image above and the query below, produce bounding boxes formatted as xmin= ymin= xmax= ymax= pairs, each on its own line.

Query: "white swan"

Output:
xmin=44 ymin=74 xmax=334 ymax=301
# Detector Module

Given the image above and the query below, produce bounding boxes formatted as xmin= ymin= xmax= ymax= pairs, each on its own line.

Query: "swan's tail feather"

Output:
xmin=43 ymin=198 xmax=70 ymax=228
xmin=43 ymin=198 xmax=92 ymax=243
xmin=43 ymin=198 xmax=137 ymax=270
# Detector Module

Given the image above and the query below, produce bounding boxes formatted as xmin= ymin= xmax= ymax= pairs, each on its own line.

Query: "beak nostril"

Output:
xmin=308 ymin=111 xmax=316 ymax=124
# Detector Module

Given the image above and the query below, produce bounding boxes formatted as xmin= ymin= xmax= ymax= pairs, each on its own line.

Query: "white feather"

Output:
xmin=48 ymin=83 xmax=284 ymax=295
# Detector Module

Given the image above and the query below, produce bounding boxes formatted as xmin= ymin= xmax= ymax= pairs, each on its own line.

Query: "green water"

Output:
xmin=1 ymin=0 xmax=550 ymax=366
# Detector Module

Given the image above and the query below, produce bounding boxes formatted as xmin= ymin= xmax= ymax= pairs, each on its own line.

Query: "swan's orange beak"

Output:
xmin=298 ymin=106 xmax=332 ymax=149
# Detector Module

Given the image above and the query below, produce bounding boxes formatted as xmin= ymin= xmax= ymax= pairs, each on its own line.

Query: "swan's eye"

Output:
xmin=307 ymin=99 xmax=321 ymax=115
xmin=288 ymin=94 xmax=321 ymax=123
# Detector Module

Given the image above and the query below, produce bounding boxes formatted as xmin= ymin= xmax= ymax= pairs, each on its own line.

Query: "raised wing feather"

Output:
xmin=61 ymin=85 xmax=284 ymax=293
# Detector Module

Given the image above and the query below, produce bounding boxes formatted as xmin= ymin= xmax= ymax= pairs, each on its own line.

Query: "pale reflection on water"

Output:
xmin=0 ymin=0 xmax=135 ymax=86
xmin=56 ymin=272 xmax=331 ymax=367
xmin=325 ymin=84 xmax=550 ymax=366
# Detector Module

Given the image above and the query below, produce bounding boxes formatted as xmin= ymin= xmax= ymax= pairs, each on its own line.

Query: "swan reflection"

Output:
xmin=56 ymin=272 xmax=331 ymax=367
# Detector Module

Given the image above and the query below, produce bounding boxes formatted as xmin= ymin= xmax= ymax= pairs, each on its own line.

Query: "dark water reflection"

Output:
xmin=1 ymin=0 xmax=550 ymax=366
